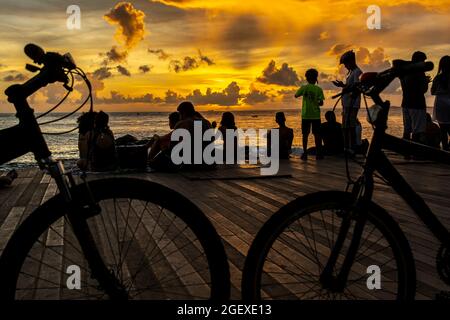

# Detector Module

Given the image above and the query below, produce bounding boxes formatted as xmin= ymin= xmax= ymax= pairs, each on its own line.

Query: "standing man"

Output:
xmin=333 ymin=50 xmax=363 ymax=154
xmin=400 ymin=51 xmax=430 ymax=144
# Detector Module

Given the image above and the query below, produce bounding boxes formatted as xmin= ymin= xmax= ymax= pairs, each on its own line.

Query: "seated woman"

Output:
xmin=218 ymin=112 xmax=238 ymax=162
xmin=268 ymin=112 xmax=294 ymax=159
xmin=91 ymin=111 xmax=117 ymax=171
xmin=148 ymin=112 xmax=180 ymax=161
xmin=77 ymin=111 xmax=117 ymax=172
xmin=76 ymin=111 xmax=97 ymax=171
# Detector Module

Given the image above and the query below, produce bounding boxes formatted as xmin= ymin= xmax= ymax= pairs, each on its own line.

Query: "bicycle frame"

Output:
xmin=321 ymin=83 xmax=450 ymax=292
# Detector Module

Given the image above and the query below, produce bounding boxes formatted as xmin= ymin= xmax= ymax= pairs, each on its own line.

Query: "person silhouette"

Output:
xmin=267 ymin=112 xmax=294 ymax=159
xmin=400 ymin=51 xmax=429 ymax=144
xmin=321 ymin=111 xmax=344 ymax=155
xmin=431 ymin=55 xmax=450 ymax=150
xmin=333 ymin=50 xmax=363 ymax=154
xmin=296 ymin=68 xmax=325 ymax=160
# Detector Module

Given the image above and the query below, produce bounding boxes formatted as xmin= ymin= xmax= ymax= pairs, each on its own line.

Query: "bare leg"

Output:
xmin=314 ymin=134 xmax=323 ymax=159
xmin=301 ymin=134 xmax=308 ymax=161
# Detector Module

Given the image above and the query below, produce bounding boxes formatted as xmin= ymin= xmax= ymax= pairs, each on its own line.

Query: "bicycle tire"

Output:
xmin=242 ymin=191 xmax=416 ymax=300
xmin=0 ymin=177 xmax=230 ymax=300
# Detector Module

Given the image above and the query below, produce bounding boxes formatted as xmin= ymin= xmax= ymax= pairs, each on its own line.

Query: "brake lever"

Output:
xmin=25 ymin=64 xmax=41 ymax=73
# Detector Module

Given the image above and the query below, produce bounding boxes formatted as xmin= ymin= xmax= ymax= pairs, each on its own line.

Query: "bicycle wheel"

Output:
xmin=0 ymin=178 xmax=230 ymax=300
xmin=242 ymin=191 xmax=416 ymax=300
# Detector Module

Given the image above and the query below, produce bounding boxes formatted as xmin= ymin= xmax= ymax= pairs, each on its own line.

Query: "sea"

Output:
xmin=0 ymin=107 xmax=425 ymax=171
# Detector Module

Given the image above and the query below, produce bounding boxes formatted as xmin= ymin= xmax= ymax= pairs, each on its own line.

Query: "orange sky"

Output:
xmin=0 ymin=0 xmax=449 ymax=112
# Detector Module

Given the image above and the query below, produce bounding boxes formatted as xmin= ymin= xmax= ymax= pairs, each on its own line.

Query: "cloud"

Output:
xmin=139 ymin=65 xmax=153 ymax=73
xmin=185 ymin=82 xmax=241 ymax=106
xmin=117 ymin=65 xmax=131 ymax=76
xmin=164 ymin=90 xmax=183 ymax=104
xmin=96 ymin=91 xmax=163 ymax=104
xmin=92 ymin=67 xmax=113 ymax=80
xmin=102 ymin=46 xmax=129 ymax=64
xmin=104 ymin=2 xmax=146 ymax=50
xmin=198 ymin=50 xmax=215 ymax=66
xmin=278 ymin=89 xmax=297 ymax=103
xmin=356 ymin=47 xmax=391 ymax=71
xmin=242 ymin=86 xmax=271 ymax=105
xmin=148 ymin=49 xmax=171 ymax=60
xmin=170 ymin=56 xmax=198 ymax=73
xmin=2 ymin=72 xmax=27 ymax=82
xmin=327 ymin=44 xmax=353 ymax=57
xmin=169 ymin=51 xmax=214 ymax=72
xmin=257 ymin=60 xmax=300 ymax=87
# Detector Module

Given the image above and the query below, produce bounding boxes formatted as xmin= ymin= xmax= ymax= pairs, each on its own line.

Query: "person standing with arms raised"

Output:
xmin=333 ymin=50 xmax=363 ymax=155
xmin=400 ymin=51 xmax=430 ymax=145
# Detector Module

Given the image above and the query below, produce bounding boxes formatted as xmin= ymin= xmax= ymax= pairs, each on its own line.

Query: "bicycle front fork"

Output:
xmin=43 ymin=158 xmax=128 ymax=299
xmin=320 ymin=175 xmax=373 ymax=292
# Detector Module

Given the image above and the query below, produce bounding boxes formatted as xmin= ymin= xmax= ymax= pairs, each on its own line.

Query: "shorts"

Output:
xmin=402 ymin=108 xmax=426 ymax=135
xmin=302 ymin=119 xmax=321 ymax=135
xmin=342 ymin=108 xmax=359 ymax=128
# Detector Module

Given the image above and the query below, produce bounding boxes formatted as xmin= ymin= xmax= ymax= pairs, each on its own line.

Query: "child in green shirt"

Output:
xmin=295 ymin=68 xmax=325 ymax=160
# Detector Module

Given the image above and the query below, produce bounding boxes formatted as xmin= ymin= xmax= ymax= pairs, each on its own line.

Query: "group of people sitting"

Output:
xmin=75 ymin=101 xmax=348 ymax=172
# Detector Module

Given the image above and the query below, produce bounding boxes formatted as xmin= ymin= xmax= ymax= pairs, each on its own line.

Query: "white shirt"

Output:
xmin=342 ymin=67 xmax=363 ymax=109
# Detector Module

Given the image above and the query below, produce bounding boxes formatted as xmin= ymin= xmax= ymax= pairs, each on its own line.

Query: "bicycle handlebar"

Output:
xmin=5 ymin=44 xmax=77 ymax=104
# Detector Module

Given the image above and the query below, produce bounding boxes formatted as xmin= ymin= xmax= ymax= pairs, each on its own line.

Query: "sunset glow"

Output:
xmin=0 ymin=0 xmax=449 ymax=112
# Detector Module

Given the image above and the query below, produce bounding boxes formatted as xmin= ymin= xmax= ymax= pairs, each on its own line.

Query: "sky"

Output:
xmin=0 ymin=0 xmax=449 ymax=112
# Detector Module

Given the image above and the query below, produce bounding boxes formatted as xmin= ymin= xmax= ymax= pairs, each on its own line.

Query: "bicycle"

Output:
xmin=0 ymin=44 xmax=230 ymax=300
xmin=242 ymin=60 xmax=450 ymax=300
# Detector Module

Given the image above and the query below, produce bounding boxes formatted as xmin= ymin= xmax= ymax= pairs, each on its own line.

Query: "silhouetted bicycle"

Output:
xmin=242 ymin=60 xmax=450 ymax=300
xmin=0 ymin=44 xmax=230 ymax=300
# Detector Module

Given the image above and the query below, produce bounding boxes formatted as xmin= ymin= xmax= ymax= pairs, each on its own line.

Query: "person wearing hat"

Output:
xmin=400 ymin=51 xmax=430 ymax=144
xmin=332 ymin=50 xmax=363 ymax=153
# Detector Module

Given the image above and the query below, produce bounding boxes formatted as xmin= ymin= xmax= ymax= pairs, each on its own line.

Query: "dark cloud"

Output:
xmin=356 ymin=47 xmax=391 ymax=71
xmin=139 ymin=65 xmax=153 ymax=73
xmin=104 ymin=2 xmax=146 ymax=49
xmin=185 ymin=82 xmax=241 ymax=106
xmin=198 ymin=50 xmax=215 ymax=66
xmin=93 ymin=67 xmax=113 ymax=80
xmin=164 ymin=90 xmax=183 ymax=104
xmin=242 ymin=87 xmax=271 ymax=105
xmin=3 ymin=72 xmax=27 ymax=82
xmin=148 ymin=49 xmax=171 ymax=60
xmin=170 ymin=56 xmax=198 ymax=73
xmin=117 ymin=65 xmax=131 ymax=76
xmin=278 ymin=89 xmax=297 ymax=103
xmin=96 ymin=91 xmax=163 ymax=105
xmin=257 ymin=60 xmax=300 ymax=87
xmin=169 ymin=51 xmax=214 ymax=73
xmin=102 ymin=46 xmax=129 ymax=64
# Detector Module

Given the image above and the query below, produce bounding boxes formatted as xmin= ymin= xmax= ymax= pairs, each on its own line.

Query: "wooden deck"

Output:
xmin=0 ymin=154 xmax=449 ymax=299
